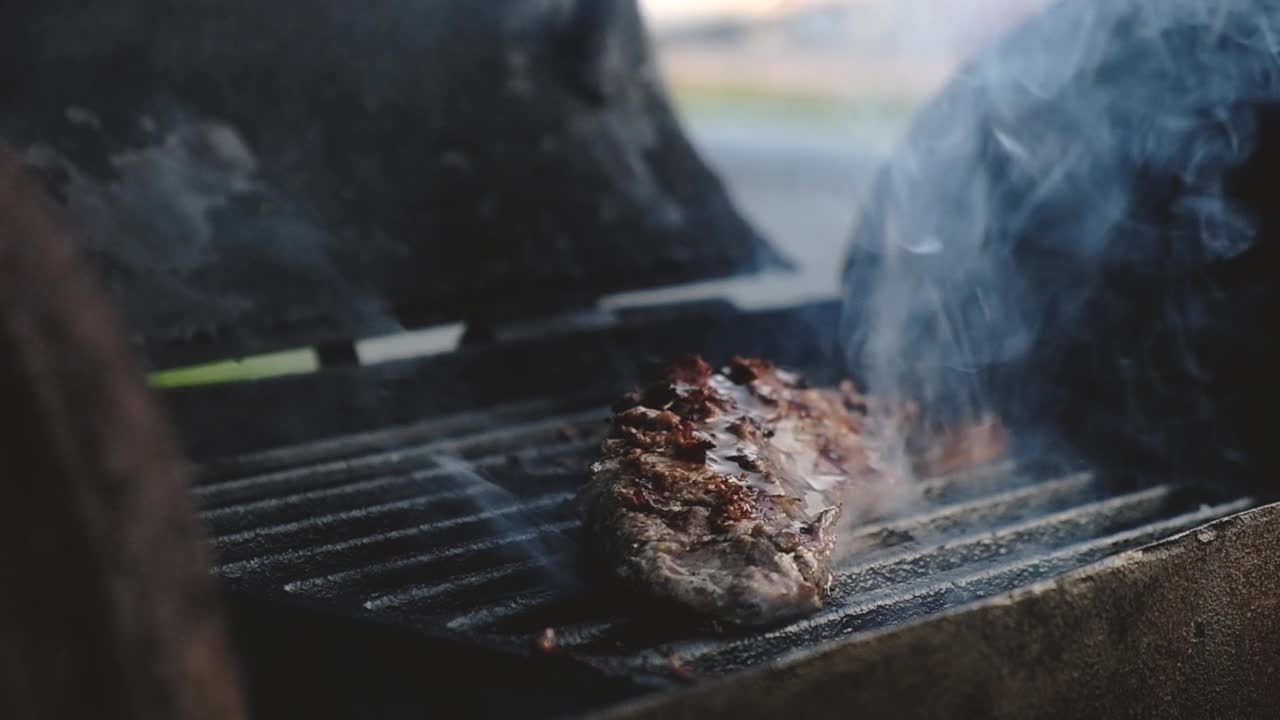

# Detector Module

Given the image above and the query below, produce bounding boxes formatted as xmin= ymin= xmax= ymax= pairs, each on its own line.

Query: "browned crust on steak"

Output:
xmin=579 ymin=355 xmax=898 ymax=627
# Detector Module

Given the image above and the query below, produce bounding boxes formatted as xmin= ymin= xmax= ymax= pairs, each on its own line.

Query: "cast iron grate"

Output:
xmin=192 ymin=390 xmax=1256 ymax=686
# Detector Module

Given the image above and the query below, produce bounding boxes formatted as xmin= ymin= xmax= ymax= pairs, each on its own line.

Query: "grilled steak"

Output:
xmin=578 ymin=355 xmax=905 ymax=627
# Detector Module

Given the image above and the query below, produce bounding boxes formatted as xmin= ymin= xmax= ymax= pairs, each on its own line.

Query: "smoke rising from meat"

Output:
xmin=841 ymin=0 xmax=1280 ymax=481
xmin=430 ymin=453 xmax=582 ymax=590
xmin=579 ymin=355 xmax=933 ymax=626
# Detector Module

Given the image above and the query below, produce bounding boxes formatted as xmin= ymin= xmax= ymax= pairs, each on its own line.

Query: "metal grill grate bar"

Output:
xmin=193 ymin=409 xmax=607 ymax=505
xmin=196 ymin=393 xmax=607 ymax=482
xmin=843 ymin=470 xmax=1096 ymax=550
xmin=669 ymin=496 xmax=1255 ymax=672
xmin=833 ymin=484 xmax=1175 ymax=596
xmin=212 ymin=492 xmax=576 ymax=578
xmin=199 ymin=444 xmax=592 ymax=531
xmin=210 ymin=486 xmax=516 ymax=549
xmin=196 ymin=389 xmax=1260 ymax=689
xmin=284 ymin=520 xmax=580 ymax=594
xmin=363 ymin=559 xmax=559 ymax=611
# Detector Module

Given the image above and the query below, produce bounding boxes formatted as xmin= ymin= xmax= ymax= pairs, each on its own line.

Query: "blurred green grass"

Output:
xmin=671 ymin=84 xmax=921 ymax=126
xmin=147 ymin=348 xmax=318 ymax=388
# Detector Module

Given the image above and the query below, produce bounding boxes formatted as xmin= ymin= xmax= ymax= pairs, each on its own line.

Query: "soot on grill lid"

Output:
xmin=0 ymin=0 xmax=788 ymax=369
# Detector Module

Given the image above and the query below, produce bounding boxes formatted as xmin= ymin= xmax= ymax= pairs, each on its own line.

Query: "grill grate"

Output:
xmin=193 ymin=390 xmax=1256 ymax=687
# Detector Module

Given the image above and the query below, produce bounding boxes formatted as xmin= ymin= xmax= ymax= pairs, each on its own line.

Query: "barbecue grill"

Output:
xmin=166 ymin=300 xmax=1274 ymax=719
xmin=3 ymin=1 xmax=1280 ymax=719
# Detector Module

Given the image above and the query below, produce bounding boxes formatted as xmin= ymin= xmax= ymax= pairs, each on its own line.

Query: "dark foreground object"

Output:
xmin=0 ymin=149 xmax=245 ymax=719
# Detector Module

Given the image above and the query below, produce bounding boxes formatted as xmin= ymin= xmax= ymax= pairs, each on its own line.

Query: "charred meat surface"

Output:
xmin=578 ymin=355 xmax=900 ymax=627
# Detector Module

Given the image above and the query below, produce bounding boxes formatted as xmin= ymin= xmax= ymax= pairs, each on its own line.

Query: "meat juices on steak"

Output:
xmin=578 ymin=355 xmax=895 ymax=627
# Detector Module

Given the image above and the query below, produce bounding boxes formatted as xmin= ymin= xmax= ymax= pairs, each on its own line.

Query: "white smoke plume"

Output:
xmin=841 ymin=0 xmax=1280 ymax=474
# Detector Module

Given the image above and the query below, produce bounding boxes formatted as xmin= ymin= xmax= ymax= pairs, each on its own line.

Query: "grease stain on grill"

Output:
xmin=193 ymin=392 xmax=1257 ymax=685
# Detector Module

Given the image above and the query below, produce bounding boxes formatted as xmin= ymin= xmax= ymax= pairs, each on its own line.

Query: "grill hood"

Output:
xmin=0 ymin=0 xmax=788 ymax=369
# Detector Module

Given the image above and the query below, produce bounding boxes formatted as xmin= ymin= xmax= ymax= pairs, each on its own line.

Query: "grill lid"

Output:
xmin=0 ymin=0 xmax=787 ymax=368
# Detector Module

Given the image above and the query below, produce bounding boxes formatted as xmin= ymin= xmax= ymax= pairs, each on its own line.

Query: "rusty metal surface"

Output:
xmin=0 ymin=147 xmax=245 ymax=720
xmin=594 ymin=501 xmax=1280 ymax=720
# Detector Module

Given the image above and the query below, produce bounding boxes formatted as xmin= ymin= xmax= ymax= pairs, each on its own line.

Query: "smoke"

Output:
xmin=841 ymin=0 xmax=1280 ymax=476
xmin=429 ymin=452 xmax=582 ymax=590
xmin=17 ymin=103 xmax=398 ymax=348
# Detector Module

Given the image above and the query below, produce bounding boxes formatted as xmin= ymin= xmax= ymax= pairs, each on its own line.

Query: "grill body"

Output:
xmin=601 ymin=501 xmax=1280 ymax=720
xmin=166 ymin=299 xmax=1276 ymax=718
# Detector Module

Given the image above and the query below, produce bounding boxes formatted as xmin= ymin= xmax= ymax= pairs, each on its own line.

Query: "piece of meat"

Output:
xmin=578 ymin=355 xmax=901 ymax=627
xmin=532 ymin=628 xmax=558 ymax=654
xmin=914 ymin=414 xmax=1008 ymax=477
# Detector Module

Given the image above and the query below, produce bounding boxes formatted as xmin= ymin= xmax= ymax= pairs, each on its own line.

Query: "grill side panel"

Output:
xmin=594 ymin=503 xmax=1280 ymax=720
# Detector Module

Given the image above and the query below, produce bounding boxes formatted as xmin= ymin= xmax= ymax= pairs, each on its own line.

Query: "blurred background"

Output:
xmin=617 ymin=0 xmax=1052 ymax=310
